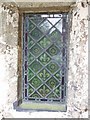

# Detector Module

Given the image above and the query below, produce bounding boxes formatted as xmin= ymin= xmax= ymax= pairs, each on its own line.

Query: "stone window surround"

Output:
xmin=18 ymin=13 xmax=68 ymax=111
xmin=15 ymin=1 xmax=75 ymax=111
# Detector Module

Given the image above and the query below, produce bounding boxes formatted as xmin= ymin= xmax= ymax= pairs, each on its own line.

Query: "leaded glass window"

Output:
xmin=22 ymin=13 xmax=68 ymax=110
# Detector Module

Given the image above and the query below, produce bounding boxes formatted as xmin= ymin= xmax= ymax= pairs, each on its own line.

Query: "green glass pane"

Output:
xmin=31 ymin=92 xmax=41 ymax=98
xmin=38 ymin=69 xmax=50 ymax=81
xmin=47 ymin=27 xmax=62 ymax=47
xmin=30 ymin=77 xmax=42 ymax=88
xmin=54 ymin=71 xmax=61 ymax=80
xmin=39 ymin=37 xmax=51 ymax=48
xmin=47 ymin=93 xmax=58 ymax=98
xmin=47 ymin=62 xmax=59 ymax=73
xmin=30 ymin=60 xmax=42 ymax=73
xmin=30 ymin=44 xmax=42 ymax=57
xmin=49 ymin=29 xmax=61 ymax=42
xmin=28 ymin=53 xmax=35 ymax=64
xmin=32 ymin=17 xmax=44 ymax=25
xmin=54 ymin=86 xmax=60 ymax=96
xmin=30 ymin=28 xmax=43 ymax=40
xmin=47 ymin=44 xmax=59 ymax=56
xmin=38 ymin=53 xmax=51 ymax=65
xmin=26 ymin=15 xmax=66 ymax=101
xmin=28 ymin=20 xmax=35 ymax=31
xmin=53 ymin=54 xmax=63 ymax=64
xmin=38 ymin=85 xmax=50 ymax=97
xmin=28 ymin=85 xmax=34 ymax=94
xmin=47 ymin=77 xmax=59 ymax=89
xmin=28 ymin=68 xmax=34 ymax=80
xmin=28 ymin=36 xmax=34 ymax=48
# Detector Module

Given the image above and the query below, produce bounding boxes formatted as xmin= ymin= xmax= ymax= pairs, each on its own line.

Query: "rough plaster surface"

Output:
xmin=0 ymin=0 xmax=76 ymax=3
xmin=0 ymin=1 xmax=88 ymax=119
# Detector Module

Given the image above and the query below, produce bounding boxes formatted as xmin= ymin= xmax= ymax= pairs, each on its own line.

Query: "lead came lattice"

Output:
xmin=23 ymin=14 xmax=68 ymax=103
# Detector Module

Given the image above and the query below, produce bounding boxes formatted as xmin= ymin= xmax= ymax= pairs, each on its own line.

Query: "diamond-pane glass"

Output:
xmin=47 ymin=44 xmax=59 ymax=56
xmin=47 ymin=61 xmax=59 ymax=74
xmin=46 ymin=77 xmax=59 ymax=89
xmin=30 ymin=92 xmax=41 ymax=98
xmin=30 ymin=76 xmax=42 ymax=88
xmin=28 ymin=53 xmax=35 ymax=64
xmin=48 ymin=29 xmax=61 ymax=42
xmin=31 ymin=16 xmax=44 ymax=25
xmin=28 ymin=68 xmax=34 ymax=80
xmin=28 ymin=36 xmax=34 ymax=48
xmin=23 ymin=13 xmax=68 ymax=103
xmin=54 ymin=86 xmax=60 ymax=96
xmin=28 ymin=85 xmax=34 ymax=94
xmin=38 ymin=69 xmax=51 ymax=81
xmin=39 ymin=19 xmax=52 ymax=33
xmin=38 ymin=85 xmax=50 ymax=97
xmin=38 ymin=37 xmax=51 ymax=48
xmin=30 ymin=28 xmax=43 ymax=40
xmin=28 ymin=19 xmax=35 ymax=31
xmin=54 ymin=70 xmax=62 ymax=80
xmin=30 ymin=60 xmax=42 ymax=73
xmin=30 ymin=44 xmax=42 ymax=57
xmin=48 ymin=93 xmax=58 ymax=98
xmin=38 ymin=53 xmax=51 ymax=65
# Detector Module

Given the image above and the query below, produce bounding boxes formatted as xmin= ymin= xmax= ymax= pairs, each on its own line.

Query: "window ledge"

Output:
xmin=14 ymin=101 xmax=67 ymax=112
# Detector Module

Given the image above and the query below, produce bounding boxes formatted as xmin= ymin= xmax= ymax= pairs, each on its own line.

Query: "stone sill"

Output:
xmin=14 ymin=101 xmax=67 ymax=112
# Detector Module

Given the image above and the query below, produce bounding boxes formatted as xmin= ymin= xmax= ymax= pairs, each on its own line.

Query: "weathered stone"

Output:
xmin=0 ymin=0 xmax=88 ymax=118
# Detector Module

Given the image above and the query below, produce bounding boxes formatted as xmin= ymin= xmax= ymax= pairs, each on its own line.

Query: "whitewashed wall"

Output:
xmin=0 ymin=1 xmax=88 ymax=118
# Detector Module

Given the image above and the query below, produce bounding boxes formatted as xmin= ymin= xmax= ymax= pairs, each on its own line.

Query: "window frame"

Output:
xmin=17 ymin=9 xmax=69 ymax=111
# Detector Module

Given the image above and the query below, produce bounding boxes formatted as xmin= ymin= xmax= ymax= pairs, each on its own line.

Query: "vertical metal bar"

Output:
xmin=24 ymin=15 xmax=28 ymax=100
xmin=61 ymin=13 xmax=67 ymax=102
xmin=22 ymin=14 xmax=25 ymax=100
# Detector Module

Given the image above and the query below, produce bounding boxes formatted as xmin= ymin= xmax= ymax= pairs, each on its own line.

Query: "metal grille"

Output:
xmin=23 ymin=13 xmax=68 ymax=103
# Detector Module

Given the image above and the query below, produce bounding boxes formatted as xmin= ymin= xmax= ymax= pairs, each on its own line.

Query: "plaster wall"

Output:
xmin=0 ymin=1 xmax=88 ymax=118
